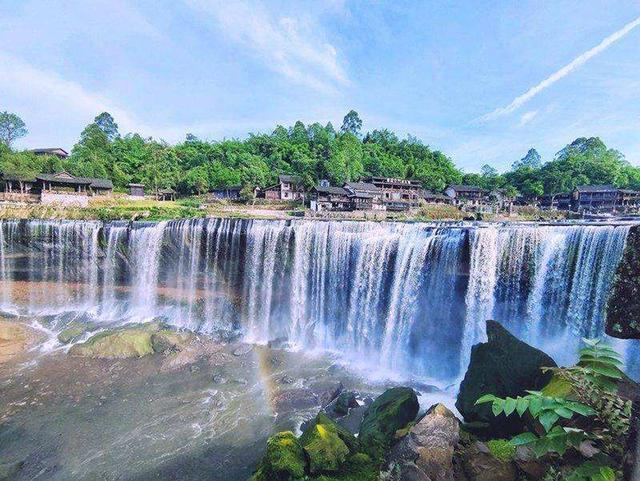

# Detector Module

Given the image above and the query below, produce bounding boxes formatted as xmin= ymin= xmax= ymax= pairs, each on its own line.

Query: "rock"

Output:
xmin=299 ymin=412 xmax=357 ymax=474
xmin=514 ymin=446 xmax=548 ymax=480
xmin=280 ymin=375 xmax=295 ymax=385
xmin=57 ymin=322 xmax=93 ymax=344
xmin=455 ymin=320 xmax=556 ymax=436
xmin=359 ymin=387 xmax=419 ymax=460
xmin=461 ymin=441 xmax=517 ymax=481
xmin=334 ymin=391 xmax=358 ymax=416
xmin=250 ymin=431 xmax=307 ymax=481
xmin=386 ymin=404 xmax=459 ymax=481
xmin=273 ymin=388 xmax=319 ymax=411
xmin=150 ymin=329 xmax=193 ymax=353
xmin=317 ymin=381 xmax=344 ymax=408
xmin=212 ymin=374 xmax=227 ymax=384
xmin=0 ymin=461 xmax=23 ymax=480
xmin=232 ymin=344 xmax=253 ymax=356
xmin=606 ymin=225 xmax=640 ymax=339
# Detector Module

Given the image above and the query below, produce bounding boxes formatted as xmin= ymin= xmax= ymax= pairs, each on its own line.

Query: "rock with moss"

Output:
xmin=485 ymin=440 xmax=515 ymax=463
xmin=334 ymin=391 xmax=358 ymax=416
xmin=455 ymin=320 xmax=556 ymax=436
xmin=385 ymin=403 xmax=460 ymax=481
xmin=57 ymin=322 xmax=95 ymax=344
xmin=314 ymin=453 xmax=378 ymax=481
xmin=606 ymin=225 xmax=640 ymax=339
xmin=460 ymin=441 xmax=517 ymax=481
xmin=150 ymin=329 xmax=194 ymax=353
xmin=358 ymin=387 xmax=419 ymax=461
xmin=250 ymin=431 xmax=307 ymax=481
xmin=300 ymin=413 xmax=359 ymax=474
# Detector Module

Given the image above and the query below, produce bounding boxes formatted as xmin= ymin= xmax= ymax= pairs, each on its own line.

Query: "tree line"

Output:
xmin=1 ymin=109 xmax=639 ymax=198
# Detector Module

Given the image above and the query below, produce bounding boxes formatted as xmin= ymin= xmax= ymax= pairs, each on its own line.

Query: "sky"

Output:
xmin=1 ymin=0 xmax=639 ymax=172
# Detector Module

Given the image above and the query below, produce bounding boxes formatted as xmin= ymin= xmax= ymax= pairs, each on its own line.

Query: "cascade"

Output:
xmin=0 ymin=218 xmax=635 ymax=380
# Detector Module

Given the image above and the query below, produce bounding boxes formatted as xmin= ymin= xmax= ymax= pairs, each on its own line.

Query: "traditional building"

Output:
xmin=572 ymin=185 xmax=619 ymax=212
xmin=128 ymin=183 xmax=145 ymax=197
xmin=29 ymin=148 xmax=69 ymax=159
xmin=538 ymin=193 xmax=572 ymax=210
xmin=343 ymin=182 xmax=385 ymax=210
xmin=1 ymin=173 xmax=37 ymax=194
xmin=209 ymin=186 xmax=242 ymax=200
xmin=263 ymin=174 xmax=305 ymax=201
xmin=157 ymin=188 xmax=176 ymax=201
xmin=444 ymin=185 xmax=490 ymax=206
xmin=422 ymin=191 xmax=452 ymax=205
xmin=616 ymin=189 xmax=640 ymax=210
xmin=309 ymin=185 xmax=351 ymax=211
xmin=360 ymin=176 xmax=423 ymax=211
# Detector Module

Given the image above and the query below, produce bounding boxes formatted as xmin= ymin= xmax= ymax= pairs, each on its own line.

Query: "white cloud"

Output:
xmin=185 ymin=0 xmax=348 ymax=93
xmin=481 ymin=15 xmax=640 ymax=122
xmin=518 ymin=110 xmax=538 ymax=127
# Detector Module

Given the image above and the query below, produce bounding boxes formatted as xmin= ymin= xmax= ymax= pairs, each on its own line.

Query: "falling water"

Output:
xmin=0 ymin=218 xmax=635 ymax=380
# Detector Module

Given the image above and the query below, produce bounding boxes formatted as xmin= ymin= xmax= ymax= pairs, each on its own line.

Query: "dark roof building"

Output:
xmin=29 ymin=148 xmax=69 ymax=159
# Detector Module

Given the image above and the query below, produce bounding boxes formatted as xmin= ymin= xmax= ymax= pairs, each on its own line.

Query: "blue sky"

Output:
xmin=1 ymin=0 xmax=639 ymax=172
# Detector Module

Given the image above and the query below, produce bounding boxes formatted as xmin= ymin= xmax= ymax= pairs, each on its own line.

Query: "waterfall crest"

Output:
xmin=0 ymin=218 xmax=634 ymax=380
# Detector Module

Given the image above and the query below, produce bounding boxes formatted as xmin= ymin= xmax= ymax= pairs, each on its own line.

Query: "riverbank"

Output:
xmin=0 ymin=196 xmax=569 ymax=222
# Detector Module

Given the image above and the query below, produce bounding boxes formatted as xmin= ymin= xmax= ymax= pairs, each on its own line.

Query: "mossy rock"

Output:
xmin=606 ymin=225 xmax=640 ymax=339
xmin=69 ymin=328 xmax=155 ymax=358
xmin=151 ymin=329 xmax=193 ymax=353
xmin=334 ymin=391 xmax=357 ymax=416
xmin=541 ymin=374 xmax=573 ymax=398
xmin=300 ymin=413 xmax=357 ymax=474
xmin=358 ymin=387 xmax=419 ymax=460
xmin=57 ymin=322 xmax=95 ymax=344
xmin=486 ymin=439 xmax=516 ymax=463
xmin=250 ymin=431 xmax=307 ymax=481
xmin=314 ymin=453 xmax=378 ymax=481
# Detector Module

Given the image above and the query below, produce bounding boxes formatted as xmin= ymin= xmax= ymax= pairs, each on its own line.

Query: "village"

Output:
xmin=2 ymin=146 xmax=640 ymax=219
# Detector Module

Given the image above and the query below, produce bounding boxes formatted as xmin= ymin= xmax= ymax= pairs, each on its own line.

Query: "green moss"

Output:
xmin=57 ymin=322 xmax=94 ymax=344
xmin=300 ymin=413 xmax=356 ymax=474
xmin=314 ymin=453 xmax=378 ymax=481
xmin=252 ymin=431 xmax=307 ymax=481
xmin=150 ymin=329 xmax=193 ymax=353
xmin=358 ymin=387 xmax=419 ymax=460
xmin=486 ymin=439 xmax=516 ymax=463
xmin=541 ymin=374 xmax=573 ymax=398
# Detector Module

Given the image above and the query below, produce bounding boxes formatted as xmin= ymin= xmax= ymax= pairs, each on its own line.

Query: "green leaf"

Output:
xmin=587 ymin=365 xmax=623 ymax=379
xmin=504 ymin=397 xmax=517 ymax=416
xmin=597 ymin=467 xmax=616 ymax=481
xmin=538 ymin=410 xmax=559 ymax=432
xmin=516 ymin=397 xmax=529 ymax=417
xmin=554 ymin=406 xmax=574 ymax=419
xmin=492 ymin=399 xmax=504 ymax=417
xmin=475 ymin=394 xmax=497 ymax=405
xmin=532 ymin=437 xmax=550 ymax=457
xmin=510 ymin=432 xmax=537 ymax=446
xmin=565 ymin=402 xmax=597 ymax=417
xmin=529 ymin=397 xmax=543 ymax=417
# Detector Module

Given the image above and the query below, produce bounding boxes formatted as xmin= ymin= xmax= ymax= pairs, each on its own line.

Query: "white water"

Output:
xmin=0 ymin=218 xmax=635 ymax=380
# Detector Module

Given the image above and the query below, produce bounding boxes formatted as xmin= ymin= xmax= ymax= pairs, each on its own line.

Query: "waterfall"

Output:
xmin=0 ymin=218 xmax=635 ymax=380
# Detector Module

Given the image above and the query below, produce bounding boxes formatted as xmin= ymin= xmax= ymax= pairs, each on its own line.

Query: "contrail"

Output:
xmin=481 ymin=15 xmax=640 ymax=122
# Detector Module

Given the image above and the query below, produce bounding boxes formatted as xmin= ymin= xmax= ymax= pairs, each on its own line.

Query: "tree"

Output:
xmin=340 ymin=110 xmax=363 ymax=137
xmin=94 ymin=112 xmax=119 ymax=141
xmin=0 ymin=112 xmax=28 ymax=147
xmin=512 ymin=148 xmax=541 ymax=170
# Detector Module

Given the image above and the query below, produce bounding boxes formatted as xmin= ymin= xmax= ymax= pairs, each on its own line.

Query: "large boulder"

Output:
xmin=385 ymin=403 xmax=460 ymax=481
xmin=456 ymin=320 xmax=556 ymax=436
xmin=359 ymin=387 xmax=419 ymax=460
xmin=299 ymin=412 xmax=359 ymax=474
xmin=69 ymin=323 xmax=193 ymax=359
xmin=460 ymin=441 xmax=517 ymax=481
xmin=250 ymin=431 xmax=307 ymax=481
xmin=606 ymin=225 xmax=640 ymax=339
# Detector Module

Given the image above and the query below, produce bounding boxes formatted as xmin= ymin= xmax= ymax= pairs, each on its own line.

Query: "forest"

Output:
xmin=1 ymin=109 xmax=640 ymax=198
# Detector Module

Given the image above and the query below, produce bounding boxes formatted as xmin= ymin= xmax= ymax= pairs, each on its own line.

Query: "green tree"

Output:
xmin=0 ymin=112 xmax=28 ymax=147
xmin=340 ymin=110 xmax=363 ymax=137
xmin=94 ymin=112 xmax=119 ymax=141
